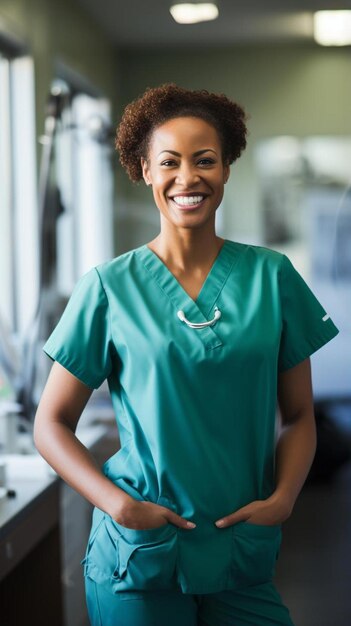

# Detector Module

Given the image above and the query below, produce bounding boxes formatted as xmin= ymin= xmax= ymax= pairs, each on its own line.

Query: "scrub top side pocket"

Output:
xmin=230 ymin=521 xmax=282 ymax=589
xmin=82 ymin=513 xmax=179 ymax=593
xmin=81 ymin=513 xmax=120 ymax=587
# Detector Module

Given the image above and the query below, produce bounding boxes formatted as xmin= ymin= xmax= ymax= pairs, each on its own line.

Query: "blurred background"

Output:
xmin=0 ymin=1 xmax=350 ymax=625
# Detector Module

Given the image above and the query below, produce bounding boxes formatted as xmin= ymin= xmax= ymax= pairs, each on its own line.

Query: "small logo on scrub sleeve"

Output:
xmin=322 ymin=314 xmax=330 ymax=322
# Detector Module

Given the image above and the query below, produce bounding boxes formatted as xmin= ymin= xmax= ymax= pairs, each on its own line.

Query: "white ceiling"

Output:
xmin=74 ymin=0 xmax=351 ymax=47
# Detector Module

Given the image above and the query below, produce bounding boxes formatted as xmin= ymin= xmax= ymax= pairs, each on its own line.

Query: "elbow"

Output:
xmin=32 ymin=406 xmax=51 ymax=455
xmin=281 ymin=405 xmax=315 ymax=427
xmin=32 ymin=410 xmax=43 ymax=453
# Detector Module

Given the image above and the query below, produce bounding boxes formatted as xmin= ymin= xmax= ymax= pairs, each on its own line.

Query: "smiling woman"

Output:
xmin=35 ymin=83 xmax=339 ymax=626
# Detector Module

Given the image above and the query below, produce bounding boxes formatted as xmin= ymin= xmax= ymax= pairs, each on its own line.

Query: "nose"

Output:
xmin=175 ymin=163 xmax=200 ymax=187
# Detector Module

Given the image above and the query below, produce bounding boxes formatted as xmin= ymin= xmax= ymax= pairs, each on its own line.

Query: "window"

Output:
xmin=0 ymin=52 xmax=38 ymax=337
xmin=52 ymin=78 xmax=115 ymax=296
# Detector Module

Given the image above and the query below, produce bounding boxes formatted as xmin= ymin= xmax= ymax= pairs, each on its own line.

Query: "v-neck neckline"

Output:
xmin=146 ymin=239 xmax=227 ymax=302
xmin=138 ymin=239 xmax=238 ymax=318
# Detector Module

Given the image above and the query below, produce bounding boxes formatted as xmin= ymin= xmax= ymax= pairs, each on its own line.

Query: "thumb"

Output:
xmin=163 ymin=509 xmax=196 ymax=530
xmin=215 ymin=506 xmax=251 ymax=528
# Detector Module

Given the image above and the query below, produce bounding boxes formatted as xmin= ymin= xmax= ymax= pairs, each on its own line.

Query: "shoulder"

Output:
xmin=226 ymin=239 xmax=285 ymax=270
xmin=93 ymin=244 xmax=145 ymax=283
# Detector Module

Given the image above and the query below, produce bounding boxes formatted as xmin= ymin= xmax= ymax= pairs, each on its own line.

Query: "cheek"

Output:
xmin=211 ymin=175 xmax=225 ymax=193
xmin=152 ymin=172 xmax=173 ymax=192
xmin=150 ymin=178 xmax=170 ymax=210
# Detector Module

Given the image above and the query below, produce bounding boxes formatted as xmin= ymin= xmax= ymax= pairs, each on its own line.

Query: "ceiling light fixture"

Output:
xmin=170 ymin=3 xmax=219 ymax=25
xmin=314 ymin=10 xmax=351 ymax=46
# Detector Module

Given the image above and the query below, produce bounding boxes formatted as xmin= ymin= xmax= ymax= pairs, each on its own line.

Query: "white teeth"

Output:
xmin=172 ymin=195 xmax=204 ymax=206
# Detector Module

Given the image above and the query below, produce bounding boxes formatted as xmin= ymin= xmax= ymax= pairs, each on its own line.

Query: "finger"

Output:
xmin=215 ymin=507 xmax=251 ymax=528
xmin=164 ymin=509 xmax=196 ymax=529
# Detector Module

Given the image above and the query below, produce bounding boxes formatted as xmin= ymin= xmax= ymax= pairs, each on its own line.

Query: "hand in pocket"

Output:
xmin=114 ymin=498 xmax=196 ymax=531
xmin=215 ymin=493 xmax=292 ymax=528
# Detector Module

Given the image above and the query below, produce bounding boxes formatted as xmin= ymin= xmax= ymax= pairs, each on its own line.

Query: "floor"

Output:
xmin=275 ymin=401 xmax=351 ymax=626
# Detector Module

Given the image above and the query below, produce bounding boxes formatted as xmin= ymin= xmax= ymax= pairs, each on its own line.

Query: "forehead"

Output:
xmin=149 ymin=116 xmax=221 ymax=154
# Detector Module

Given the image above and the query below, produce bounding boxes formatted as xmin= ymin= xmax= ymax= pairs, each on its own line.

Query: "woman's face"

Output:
xmin=141 ymin=116 xmax=230 ymax=231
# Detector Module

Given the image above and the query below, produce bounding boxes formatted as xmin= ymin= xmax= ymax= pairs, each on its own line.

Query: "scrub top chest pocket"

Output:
xmin=82 ymin=513 xmax=179 ymax=593
xmin=229 ymin=521 xmax=282 ymax=589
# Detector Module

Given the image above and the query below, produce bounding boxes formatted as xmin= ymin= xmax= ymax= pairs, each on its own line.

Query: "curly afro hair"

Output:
xmin=115 ymin=83 xmax=248 ymax=182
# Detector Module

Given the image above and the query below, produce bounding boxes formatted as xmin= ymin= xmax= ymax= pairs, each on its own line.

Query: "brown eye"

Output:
xmin=161 ymin=160 xmax=177 ymax=167
xmin=197 ymin=158 xmax=215 ymax=166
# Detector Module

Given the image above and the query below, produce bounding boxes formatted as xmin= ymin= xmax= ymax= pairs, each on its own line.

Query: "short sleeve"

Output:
xmin=278 ymin=254 xmax=339 ymax=372
xmin=42 ymin=268 xmax=113 ymax=389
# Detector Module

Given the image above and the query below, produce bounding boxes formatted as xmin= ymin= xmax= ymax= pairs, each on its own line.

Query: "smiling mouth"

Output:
xmin=171 ymin=194 xmax=207 ymax=208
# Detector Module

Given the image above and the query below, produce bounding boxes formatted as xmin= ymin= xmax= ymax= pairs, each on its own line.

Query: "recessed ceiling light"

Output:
xmin=314 ymin=10 xmax=351 ymax=46
xmin=170 ymin=3 xmax=219 ymax=25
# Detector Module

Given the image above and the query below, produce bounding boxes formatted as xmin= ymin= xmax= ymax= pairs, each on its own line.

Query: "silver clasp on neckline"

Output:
xmin=177 ymin=306 xmax=221 ymax=329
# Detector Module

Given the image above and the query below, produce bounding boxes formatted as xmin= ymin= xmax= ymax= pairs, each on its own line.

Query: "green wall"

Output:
xmin=117 ymin=43 xmax=351 ymax=245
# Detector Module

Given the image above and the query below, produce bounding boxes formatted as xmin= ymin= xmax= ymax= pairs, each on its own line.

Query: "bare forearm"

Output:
xmin=274 ymin=411 xmax=317 ymax=514
xmin=34 ymin=420 xmax=132 ymax=517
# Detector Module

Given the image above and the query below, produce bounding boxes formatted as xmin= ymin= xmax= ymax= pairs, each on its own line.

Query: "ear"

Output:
xmin=223 ymin=163 xmax=230 ymax=184
xmin=141 ymin=157 xmax=152 ymax=186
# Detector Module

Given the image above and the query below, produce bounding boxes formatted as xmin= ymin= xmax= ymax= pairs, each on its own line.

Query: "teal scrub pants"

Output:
xmin=85 ymin=577 xmax=294 ymax=626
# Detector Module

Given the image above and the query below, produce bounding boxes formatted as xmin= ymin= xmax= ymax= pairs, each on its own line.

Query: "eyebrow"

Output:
xmin=157 ymin=149 xmax=217 ymax=157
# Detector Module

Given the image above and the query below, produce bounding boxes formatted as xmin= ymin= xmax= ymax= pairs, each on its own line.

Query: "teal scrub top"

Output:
xmin=43 ymin=240 xmax=339 ymax=594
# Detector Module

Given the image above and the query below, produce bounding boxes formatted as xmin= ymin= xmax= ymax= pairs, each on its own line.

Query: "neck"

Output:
xmin=147 ymin=223 xmax=225 ymax=272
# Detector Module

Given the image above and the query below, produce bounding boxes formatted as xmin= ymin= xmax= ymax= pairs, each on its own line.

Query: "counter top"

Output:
xmin=0 ymin=417 xmax=112 ymax=535
xmin=0 ymin=469 xmax=57 ymax=540
xmin=0 ymin=393 xmax=117 ymax=625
